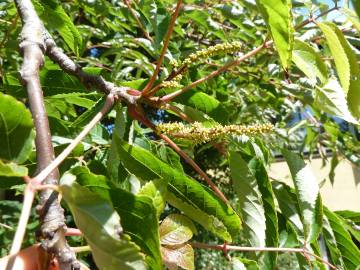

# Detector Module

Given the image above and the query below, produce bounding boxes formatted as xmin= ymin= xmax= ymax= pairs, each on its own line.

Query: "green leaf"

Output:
xmin=352 ymin=0 xmax=360 ymax=19
xmin=174 ymin=90 xmax=229 ymax=124
xmin=70 ymin=96 xmax=106 ymax=128
xmin=159 ymin=214 xmax=197 ymax=246
xmin=283 ymin=150 xmax=323 ymax=244
xmin=3 ymin=67 xmax=102 ymax=98
xmin=272 ymin=181 xmax=303 ymax=237
xmin=0 ymin=93 xmax=35 ymax=163
xmin=110 ymin=187 xmax=162 ymax=270
xmin=67 ymin=167 xmax=162 ymax=270
xmin=251 ymin=160 xmax=279 ymax=269
xmin=318 ymin=22 xmax=360 ymax=118
xmin=229 ymin=152 xmax=266 ymax=247
xmin=60 ymin=171 xmax=146 ymax=270
xmin=322 ymin=216 xmax=346 ymax=269
xmin=138 ymin=179 xmax=167 ymax=219
xmin=232 ymin=257 xmax=260 ymax=270
xmin=0 ymin=161 xmax=28 ymax=177
xmin=255 ymin=0 xmax=294 ymax=69
xmin=34 ymin=0 xmax=82 ymax=55
xmin=324 ymin=208 xmax=360 ymax=269
xmin=292 ymin=39 xmax=328 ymax=84
xmin=314 ymin=79 xmax=358 ymax=124
xmin=116 ymin=140 xmax=241 ymax=242
xmin=107 ymin=104 xmax=129 ymax=186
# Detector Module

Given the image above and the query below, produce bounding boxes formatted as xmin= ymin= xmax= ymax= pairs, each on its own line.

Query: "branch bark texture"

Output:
xmin=14 ymin=0 xmax=79 ymax=269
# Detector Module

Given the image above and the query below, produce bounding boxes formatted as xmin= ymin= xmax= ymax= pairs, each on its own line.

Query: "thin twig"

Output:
xmin=6 ymin=185 xmax=35 ymax=270
xmin=142 ymin=0 xmax=183 ymax=95
xmin=71 ymin=246 xmax=91 ymax=253
xmin=129 ymin=106 xmax=229 ymax=204
xmin=123 ymin=0 xmax=153 ymax=42
xmin=190 ymin=242 xmax=339 ymax=270
xmin=32 ymin=94 xmax=115 ymax=185
xmin=158 ymin=133 xmax=229 ymax=204
xmin=160 ymin=5 xmax=339 ymax=102
xmin=161 ymin=42 xmax=269 ymax=102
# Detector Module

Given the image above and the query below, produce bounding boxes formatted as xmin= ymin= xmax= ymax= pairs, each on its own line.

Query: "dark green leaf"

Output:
xmin=0 ymin=93 xmax=35 ymax=163
xmin=116 ymin=140 xmax=241 ymax=242
xmin=34 ymin=0 xmax=82 ymax=55
xmin=324 ymin=208 xmax=360 ymax=269
xmin=60 ymin=171 xmax=146 ymax=270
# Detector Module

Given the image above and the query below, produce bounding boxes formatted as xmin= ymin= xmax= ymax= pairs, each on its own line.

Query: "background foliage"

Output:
xmin=1 ymin=0 xmax=360 ymax=269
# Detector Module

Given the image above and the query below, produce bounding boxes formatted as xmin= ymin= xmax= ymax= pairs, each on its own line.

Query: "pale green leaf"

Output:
xmin=341 ymin=8 xmax=360 ymax=33
xmin=138 ymin=179 xmax=167 ymax=219
xmin=229 ymin=152 xmax=266 ymax=248
xmin=314 ymin=78 xmax=358 ymax=124
xmin=283 ymin=150 xmax=323 ymax=243
xmin=292 ymin=39 xmax=328 ymax=84
xmin=0 ymin=161 xmax=28 ymax=177
xmin=232 ymin=257 xmax=260 ymax=270
xmin=256 ymin=0 xmax=294 ymax=69
xmin=318 ymin=22 xmax=360 ymax=118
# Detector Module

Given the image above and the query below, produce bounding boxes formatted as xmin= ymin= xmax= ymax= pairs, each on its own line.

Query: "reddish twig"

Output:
xmin=128 ymin=105 xmax=229 ymax=204
xmin=161 ymin=42 xmax=269 ymax=102
xmin=142 ymin=0 xmax=183 ymax=95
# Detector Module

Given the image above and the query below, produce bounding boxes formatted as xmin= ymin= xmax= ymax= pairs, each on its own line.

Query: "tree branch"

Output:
xmin=13 ymin=0 xmax=78 ymax=269
xmin=44 ymin=37 xmax=139 ymax=105
xmin=142 ymin=0 xmax=183 ymax=95
xmin=32 ymin=94 xmax=115 ymax=185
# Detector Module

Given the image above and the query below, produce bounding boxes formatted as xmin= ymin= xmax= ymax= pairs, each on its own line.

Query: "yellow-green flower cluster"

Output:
xmin=156 ymin=122 xmax=273 ymax=144
xmin=160 ymin=74 xmax=183 ymax=89
xmin=182 ymin=41 xmax=242 ymax=66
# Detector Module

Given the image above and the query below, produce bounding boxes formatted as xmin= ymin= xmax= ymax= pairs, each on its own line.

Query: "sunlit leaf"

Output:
xmin=256 ymin=0 xmax=294 ymax=69
xmin=314 ymin=79 xmax=358 ymax=124
xmin=283 ymin=150 xmax=323 ymax=244
xmin=292 ymin=39 xmax=328 ymax=84
xmin=318 ymin=22 xmax=360 ymax=118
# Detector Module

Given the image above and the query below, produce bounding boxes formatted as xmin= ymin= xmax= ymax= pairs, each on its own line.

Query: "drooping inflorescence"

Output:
xmin=163 ymin=41 xmax=243 ymax=90
xmin=156 ymin=122 xmax=273 ymax=144
xmin=182 ymin=41 xmax=242 ymax=66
